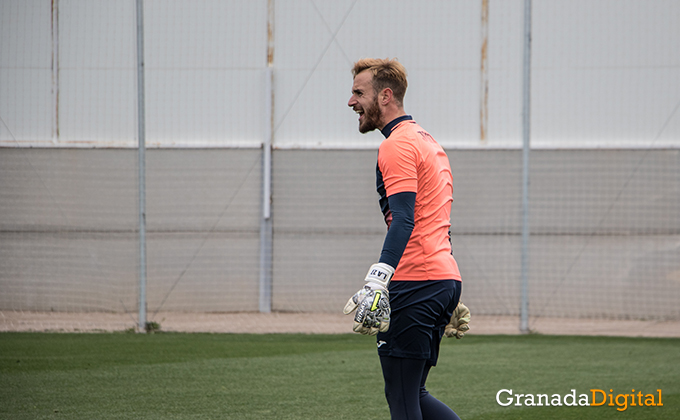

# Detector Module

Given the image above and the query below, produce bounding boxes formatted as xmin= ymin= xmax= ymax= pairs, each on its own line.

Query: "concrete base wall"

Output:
xmin=1 ymin=148 xmax=678 ymax=318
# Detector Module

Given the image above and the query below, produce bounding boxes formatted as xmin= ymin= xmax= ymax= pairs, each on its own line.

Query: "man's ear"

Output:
xmin=380 ymin=88 xmax=393 ymax=106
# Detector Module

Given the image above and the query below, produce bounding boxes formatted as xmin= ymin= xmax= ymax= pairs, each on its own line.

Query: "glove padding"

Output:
xmin=343 ymin=263 xmax=394 ymax=335
xmin=444 ymin=302 xmax=470 ymax=339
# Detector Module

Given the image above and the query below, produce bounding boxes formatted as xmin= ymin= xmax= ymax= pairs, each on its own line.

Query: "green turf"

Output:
xmin=0 ymin=332 xmax=678 ymax=419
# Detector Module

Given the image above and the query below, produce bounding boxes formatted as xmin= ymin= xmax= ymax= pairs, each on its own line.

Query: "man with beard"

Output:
xmin=343 ymin=58 xmax=465 ymax=420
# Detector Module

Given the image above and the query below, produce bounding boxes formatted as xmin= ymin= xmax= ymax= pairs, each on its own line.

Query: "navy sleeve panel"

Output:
xmin=376 ymin=161 xmax=390 ymax=217
xmin=379 ymin=191 xmax=416 ymax=269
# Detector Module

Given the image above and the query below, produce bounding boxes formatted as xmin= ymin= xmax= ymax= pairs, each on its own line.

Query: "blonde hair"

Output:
xmin=352 ymin=58 xmax=408 ymax=106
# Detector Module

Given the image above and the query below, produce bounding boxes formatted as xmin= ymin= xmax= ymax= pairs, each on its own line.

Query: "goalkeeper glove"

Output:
xmin=343 ymin=263 xmax=394 ymax=335
xmin=444 ymin=302 xmax=470 ymax=339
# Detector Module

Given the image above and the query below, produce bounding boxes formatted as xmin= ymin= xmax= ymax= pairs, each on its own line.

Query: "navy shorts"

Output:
xmin=377 ymin=279 xmax=461 ymax=366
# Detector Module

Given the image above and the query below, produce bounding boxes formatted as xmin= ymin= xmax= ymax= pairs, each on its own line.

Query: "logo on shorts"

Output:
xmin=377 ymin=340 xmax=387 ymax=348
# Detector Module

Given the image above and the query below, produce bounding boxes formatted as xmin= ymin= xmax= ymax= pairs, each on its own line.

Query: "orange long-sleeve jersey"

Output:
xmin=377 ymin=117 xmax=461 ymax=281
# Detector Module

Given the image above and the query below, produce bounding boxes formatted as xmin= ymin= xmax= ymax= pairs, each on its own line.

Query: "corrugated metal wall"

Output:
xmin=3 ymin=0 xmax=678 ymax=149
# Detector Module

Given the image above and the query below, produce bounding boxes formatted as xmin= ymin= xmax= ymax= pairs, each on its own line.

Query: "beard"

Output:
xmin=358 ymin=96 xmax=383 ymax=133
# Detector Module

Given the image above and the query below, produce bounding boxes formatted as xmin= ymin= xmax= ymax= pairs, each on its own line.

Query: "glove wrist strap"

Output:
xmin=365 ymin=262 xmax=395 ymax=290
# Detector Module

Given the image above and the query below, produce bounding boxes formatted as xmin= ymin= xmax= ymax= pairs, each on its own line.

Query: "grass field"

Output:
xmin=1 ymin=332 xmax=678 ymax=419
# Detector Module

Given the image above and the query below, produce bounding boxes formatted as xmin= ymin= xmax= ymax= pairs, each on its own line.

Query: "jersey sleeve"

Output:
xmin=378 ymin=136 xmax=418 ymax=196
xmin=379 ymin=191 xmax=415 ymax=268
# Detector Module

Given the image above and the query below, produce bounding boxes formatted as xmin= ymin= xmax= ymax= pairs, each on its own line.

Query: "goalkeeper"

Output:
xmin=344 ymin=58 xmax=466 ymax=420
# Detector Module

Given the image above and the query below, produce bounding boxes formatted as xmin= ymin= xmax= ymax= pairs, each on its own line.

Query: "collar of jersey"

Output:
xmin=381 ymin=115 xmax=414 ymax=138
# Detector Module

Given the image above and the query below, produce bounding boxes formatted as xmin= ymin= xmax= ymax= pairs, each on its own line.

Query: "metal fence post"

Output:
xmin=259 ymin=1 xmax=275 ymax=313
xmin=520 ymin=0 xmax=532 ymax=333
xmin=136 ymin=0 xmax=147 ymax=331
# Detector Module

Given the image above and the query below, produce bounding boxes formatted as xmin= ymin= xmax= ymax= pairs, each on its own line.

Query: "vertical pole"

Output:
xmin=259 ymin=0 xmax=274 ymax=313
xmin=480 ymin=0 xmax=489 ymax=144
xmin=136 ymin=0 xmax=147 ymax=331
xmin=51 ymin=0 xmax=59 ymax=143
xmin=520 ymin=0 xmax=532 ymax=333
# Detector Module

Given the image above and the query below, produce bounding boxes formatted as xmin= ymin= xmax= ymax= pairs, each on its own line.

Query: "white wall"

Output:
xmin=1 ymin=0 xmax=679 ymax=149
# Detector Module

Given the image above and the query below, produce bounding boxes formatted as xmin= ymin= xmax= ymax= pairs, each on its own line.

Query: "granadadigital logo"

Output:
xmin=496 ymin=389 xmax=663 ymax=412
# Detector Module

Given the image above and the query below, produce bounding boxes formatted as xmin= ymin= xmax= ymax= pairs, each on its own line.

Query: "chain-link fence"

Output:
xmin=1 ymin=1 xmax=679 ymax=326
